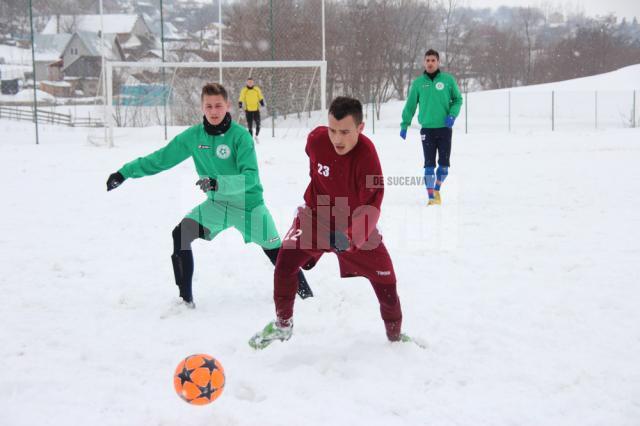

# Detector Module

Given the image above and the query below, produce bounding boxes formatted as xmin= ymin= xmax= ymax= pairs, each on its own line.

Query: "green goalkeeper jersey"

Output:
xmin=119 ymin=121 xmax=264 ymax=210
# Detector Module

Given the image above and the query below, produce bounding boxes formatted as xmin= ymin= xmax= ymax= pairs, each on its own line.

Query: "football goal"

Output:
xmin=103 ymin=60 xmax=327 ymax=147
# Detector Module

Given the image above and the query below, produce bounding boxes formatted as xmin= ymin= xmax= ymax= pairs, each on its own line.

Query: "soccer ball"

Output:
xmin=173 ymin=354 xmax=225 ymax=405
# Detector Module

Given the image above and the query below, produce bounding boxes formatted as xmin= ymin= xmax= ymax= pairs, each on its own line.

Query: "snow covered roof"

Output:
xmin=69 ymin=32 xmax=121 ymax=60
xmin=163 ymin=22 xmax=190 ymax=40
xmin=145 ymin=18 xmax=190 ymax=41
xmin=141 ymin=49 xmax=179 ymax=62
xmin=12 ymin=88 xmax=55 ymax=102
xmin=122 ymin=35 xmax=142 ymax=49
xmin=0 ymin=44 xmax=32 ymax=66
xmin=42 ymin=14 xmax=143 ymax=35
xmin=164 ymin=40 xmax=202 ymax=51
xmin=181 ymin=52 xmax=205 ymax=63
xmin=41 ymin=80 xmax=72 ymax=88
xmin=0 ymin=64 xmax=30 ymax=79
xmin=33 ymin=34 xmax=72 ymax=62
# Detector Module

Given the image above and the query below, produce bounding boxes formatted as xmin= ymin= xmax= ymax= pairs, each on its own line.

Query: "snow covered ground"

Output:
xmin=1 ymin=118 xmax=639 ymax=426
xmin=1 ymin=64 xmax=640 ymax=425
xmin=0 ymin=44 xmax=31 ymax=66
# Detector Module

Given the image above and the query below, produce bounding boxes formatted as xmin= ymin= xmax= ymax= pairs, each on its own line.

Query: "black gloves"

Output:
xmin=238 ymin=102 xmax=243 ymax=110
xmin=196 ymin=177 xmax=218 ymax=193
xmin=329 ymin=231 xmax=350 ymax=253
xmin=259 ymin=99 xmax=265 ymax=107
xmin=106 ymin=171 xmax=125 ymax=191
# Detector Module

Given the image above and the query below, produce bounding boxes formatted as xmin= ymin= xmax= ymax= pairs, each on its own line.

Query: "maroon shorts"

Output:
xmin=280 ymin=207 xmax=396 ymax=285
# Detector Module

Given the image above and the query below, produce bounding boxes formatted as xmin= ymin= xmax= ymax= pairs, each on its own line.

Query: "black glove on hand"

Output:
xmin=259 ymin=99 xmax=265 ymax=107
xmin=196 ymin=177 xmax=218 ymax=193
xmin=238 ymin=102 xmax=243 ymax=110
xmin=106 ymin=172 xmax=125 ymax=191
xmin=329 ymin=231 xmax=350 ymax=253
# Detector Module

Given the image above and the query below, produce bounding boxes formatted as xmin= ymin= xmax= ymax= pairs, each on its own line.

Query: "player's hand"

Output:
xmin=196 ymin=177 xmax=218 ymax=192
xmin=238 ymin=102 xmax=243 ymax=110
xmin=329 ymin=231 xmax=350 ymax=253
xmin=106 ymin=171 xmax=125 ymax=191
xmin=260 ymin=99 xmax=265 ymax=107
xmin=445 ymin=115 xmax=455 ymax=128
xmin=400 ymin=128 xmax=407 ymax=140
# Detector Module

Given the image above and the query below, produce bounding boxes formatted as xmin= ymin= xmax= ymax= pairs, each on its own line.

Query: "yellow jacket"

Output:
xmin=238 ymin=86 xmax=264 ymax=112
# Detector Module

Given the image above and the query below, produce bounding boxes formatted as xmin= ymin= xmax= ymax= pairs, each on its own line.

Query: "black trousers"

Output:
xmin=170 ymin=219 xmax=311 ymax=302
xmin=245 ymin=110 xmax=261 ymax=136
xmin=420 ymin=127 xmax=452 ymax=168
xmin=171 ymin=219 xmax=208 ymax=303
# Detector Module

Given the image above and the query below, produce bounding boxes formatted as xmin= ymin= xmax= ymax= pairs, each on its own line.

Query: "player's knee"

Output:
xmin=274 ymin=252 xmax=300 ymax=277
xmin=436 ymin=166 xmax=449 ymax=176
xmin=263 ymin=247 xmax=280 ymax=266
xmin=424 ymin=166 xmax=436 ymax=175
xmin=172 ymin=219 xmax=202 ymax=252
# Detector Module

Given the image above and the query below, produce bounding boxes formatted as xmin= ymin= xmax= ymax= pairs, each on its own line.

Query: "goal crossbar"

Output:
xmin=105 ymin=60 xmax=327 ymax=147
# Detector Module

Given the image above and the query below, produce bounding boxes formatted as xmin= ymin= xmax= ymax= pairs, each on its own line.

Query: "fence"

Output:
xmin=456 ymin=89 xmax=638 ymax=133
xmin=0 ymin=105 xmax=103 ymax=127
xmin=3 ymin=89 xmax=639 ymax=136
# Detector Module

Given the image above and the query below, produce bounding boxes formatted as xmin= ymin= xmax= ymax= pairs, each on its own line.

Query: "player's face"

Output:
xmin=328 ymin=113 xmax=364 ymax=156
xmin=201 ymin=94 xmax=229 ymax=126
xmin=247 ymin=79 xmax=254 ymax=88
xmin=424 ymin=55 xmax=439 ymax=73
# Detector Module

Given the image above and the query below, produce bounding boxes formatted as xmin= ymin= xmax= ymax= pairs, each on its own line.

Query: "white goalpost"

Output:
xmin=103 ymin=60 xmax=328 ymax=147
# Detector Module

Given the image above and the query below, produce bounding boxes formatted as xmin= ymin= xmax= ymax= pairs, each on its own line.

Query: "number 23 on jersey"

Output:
xmin=317 ymin=163 xmax=330 ymax=177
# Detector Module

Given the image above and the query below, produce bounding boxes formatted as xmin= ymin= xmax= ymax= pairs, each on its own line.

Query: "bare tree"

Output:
xmin=384 ymin=0 xmax=437 ymax=100
xmin=516 ymin=7 xmax=544 ymax=85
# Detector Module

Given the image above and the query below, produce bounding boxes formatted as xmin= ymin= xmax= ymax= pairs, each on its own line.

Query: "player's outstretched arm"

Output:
xmin=119 ymin=135 xmax=191 ymax=180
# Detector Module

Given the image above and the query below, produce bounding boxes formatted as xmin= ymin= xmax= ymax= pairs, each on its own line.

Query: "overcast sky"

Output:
xmin=465 ymin=0 xmax=639 ymax=20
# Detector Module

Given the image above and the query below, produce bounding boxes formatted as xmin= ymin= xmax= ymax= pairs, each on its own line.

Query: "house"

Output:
xmin=42 ymin=14 xmax=155 ymax=60
xmin=33 ymin=33 xmax=72 ymax=81
xmin=59 ymin=32 xmax=125 ymax=96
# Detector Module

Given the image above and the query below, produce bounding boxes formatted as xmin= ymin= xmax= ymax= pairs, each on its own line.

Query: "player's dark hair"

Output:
xmin=425 ymin=49 xmax=440 ymax=60
xmin=201 ymin=83 xmax=228 ymax=101
xmin=329 ymin=96 xmax=363 ymax=125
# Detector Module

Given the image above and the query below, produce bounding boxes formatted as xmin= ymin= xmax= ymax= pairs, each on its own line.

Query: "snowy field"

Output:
xmin=1 ymin=71 xmax=640 ymax=425
xmin=1 ymin=120 xmax=639 ymax=426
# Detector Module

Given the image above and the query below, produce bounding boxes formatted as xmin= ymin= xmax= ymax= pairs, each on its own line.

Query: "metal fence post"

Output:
xmin=371 ymin=99 xmax=375 ymax=135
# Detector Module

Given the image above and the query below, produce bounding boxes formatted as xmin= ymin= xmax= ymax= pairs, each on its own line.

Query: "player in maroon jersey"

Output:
xmin=249 ymin=97 xmax=411 ymax=349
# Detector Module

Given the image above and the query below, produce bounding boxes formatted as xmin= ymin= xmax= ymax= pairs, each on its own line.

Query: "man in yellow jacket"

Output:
xmin=238 ymin=77 xmax=265 ymax=141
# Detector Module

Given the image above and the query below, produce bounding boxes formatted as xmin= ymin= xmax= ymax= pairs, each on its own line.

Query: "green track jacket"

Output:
xmin=119 ymin=121 xmax=264 ymax=210
xmin=401 ymin=71 xmax=463 ymax=129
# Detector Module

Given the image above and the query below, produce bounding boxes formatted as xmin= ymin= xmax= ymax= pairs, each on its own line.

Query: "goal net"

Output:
xmin=103 ymin=60 xmax=327 ymax=147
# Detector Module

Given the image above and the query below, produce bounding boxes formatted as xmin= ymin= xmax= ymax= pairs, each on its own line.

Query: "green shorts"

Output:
xmin=185 ymin=200 xmax=281 ymax=249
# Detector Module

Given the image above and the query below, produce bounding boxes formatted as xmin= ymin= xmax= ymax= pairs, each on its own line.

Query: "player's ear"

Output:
xmin=357 ymin=121 xmax=365 ymax=133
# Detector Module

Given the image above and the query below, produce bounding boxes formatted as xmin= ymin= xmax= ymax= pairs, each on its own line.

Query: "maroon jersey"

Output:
xmin=275 ymin=126 xmax=401 ymax=334
xmin=301 ymin=126 xmax=384 ymax=250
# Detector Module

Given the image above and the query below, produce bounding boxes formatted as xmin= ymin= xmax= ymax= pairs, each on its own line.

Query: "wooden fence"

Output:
xmin=0 ymin=105 xmax=104 ymax=127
